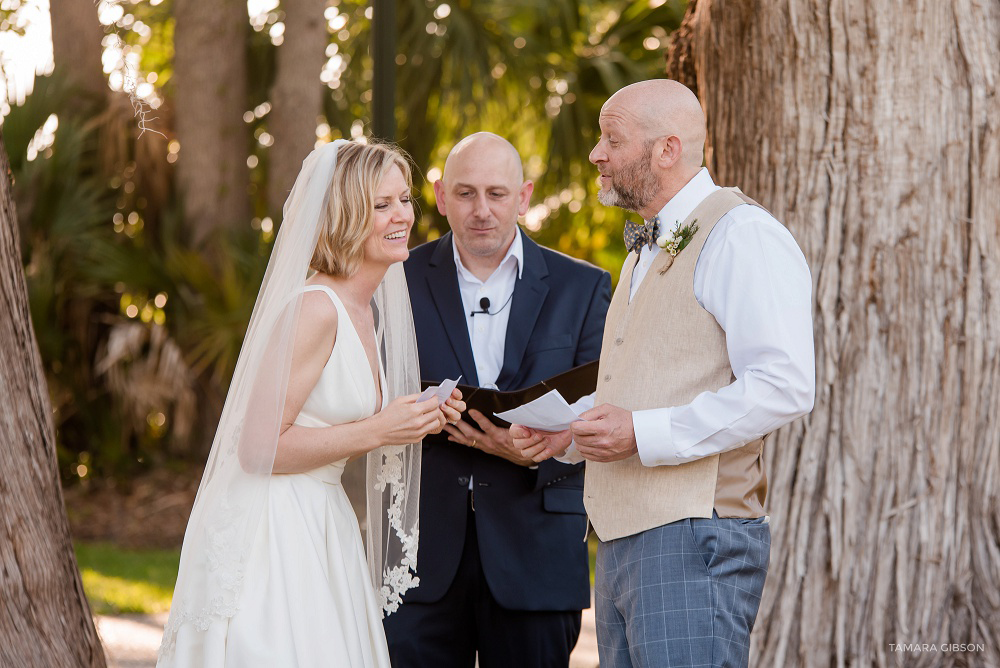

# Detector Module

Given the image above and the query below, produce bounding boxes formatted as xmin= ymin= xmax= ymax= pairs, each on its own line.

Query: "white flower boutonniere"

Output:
xmin=655 ymin=219 xmax=699 ymax=257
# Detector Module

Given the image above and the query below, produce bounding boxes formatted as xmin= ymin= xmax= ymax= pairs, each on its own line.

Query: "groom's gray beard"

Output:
xmin=597 ymin=186 xmax=623 ymax=208
xmin=597 ymin=172 xmax=658 ymax=213
xmin=597 ymin=146 xmax=659 ymax=214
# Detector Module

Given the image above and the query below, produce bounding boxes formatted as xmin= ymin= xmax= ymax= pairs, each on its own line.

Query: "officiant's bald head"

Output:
xmin=442 ymin=132 xmax=524 ymax=185
xmin=589 ymin=79 xmax=707 ymax=218
xmin=434 ymin=132 xmax=533 ymax=278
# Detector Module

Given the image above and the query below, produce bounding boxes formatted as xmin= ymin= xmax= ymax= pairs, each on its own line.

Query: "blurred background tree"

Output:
xmin=1 ymin=0 xmax=685 ymax=481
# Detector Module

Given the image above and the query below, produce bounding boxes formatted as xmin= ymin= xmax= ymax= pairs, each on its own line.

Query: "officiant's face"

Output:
xmin=435 ymin=136 xmax=533 ymax=263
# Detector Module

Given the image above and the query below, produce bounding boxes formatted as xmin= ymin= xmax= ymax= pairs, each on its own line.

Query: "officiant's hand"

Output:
xmin=445 ymin=409 xmax=534 ymax=467
xmin=571 ymin=404 xmax=637 ymax=462
xmin=511 ymin=425 xmax=572 ymax=463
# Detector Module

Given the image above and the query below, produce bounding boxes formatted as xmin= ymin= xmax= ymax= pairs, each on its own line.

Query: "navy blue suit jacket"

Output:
xmin=402 ymin=230 xmax=611 ymax=611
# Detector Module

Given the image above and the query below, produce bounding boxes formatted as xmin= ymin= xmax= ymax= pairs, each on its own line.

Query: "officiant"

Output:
xmin=382 ymin=132 xmax=611 ymax=668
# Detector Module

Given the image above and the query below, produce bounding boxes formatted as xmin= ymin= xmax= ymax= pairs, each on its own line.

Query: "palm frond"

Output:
xmin=96 ymin=321 xmax=196 ymax=446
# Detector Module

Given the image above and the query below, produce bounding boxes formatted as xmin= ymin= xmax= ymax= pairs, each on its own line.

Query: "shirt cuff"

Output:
xmin=555 ymin=441 xmax=585 ymax=465
xmin=633 ymin=407 xmax=680 ymax=466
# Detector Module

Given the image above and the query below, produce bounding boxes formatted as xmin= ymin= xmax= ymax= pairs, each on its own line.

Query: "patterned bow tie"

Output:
xmin=623 ymin=216 xmax=660 ymax=253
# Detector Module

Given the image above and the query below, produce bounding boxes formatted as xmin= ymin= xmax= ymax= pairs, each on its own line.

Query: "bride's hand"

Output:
xmin=437 ymin=388 xmax=466 ymax=430
xmin=374 ymin=394 xmax=447 ymax=445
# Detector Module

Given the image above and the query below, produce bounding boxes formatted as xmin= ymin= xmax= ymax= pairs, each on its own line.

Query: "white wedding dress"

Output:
xmin=168 ymin=284 xmax=392 ymax=667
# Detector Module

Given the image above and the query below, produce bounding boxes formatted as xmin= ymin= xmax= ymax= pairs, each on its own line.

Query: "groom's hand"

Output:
xmin=445 ymin=409 xmax=534 ymax=467
xmin=511 ymin=425 xmax=572 ymax=463
xmin=571 ymin=404 xmax=637 ymax=462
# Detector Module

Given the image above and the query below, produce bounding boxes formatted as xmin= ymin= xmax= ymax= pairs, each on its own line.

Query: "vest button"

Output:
xmin=458 ymin=476 xmax=469 ymax=486
xmin=604 ymin=374 xmax=611 ymax=382
xmin=614 ymin=337 xmax=623 ymax=345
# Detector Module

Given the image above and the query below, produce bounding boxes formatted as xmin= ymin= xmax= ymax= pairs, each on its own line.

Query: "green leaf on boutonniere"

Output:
xmin=656 ymin=219 xmax=699 ymax=257
xmin=674 ymin=220 xmax=699 ymax=254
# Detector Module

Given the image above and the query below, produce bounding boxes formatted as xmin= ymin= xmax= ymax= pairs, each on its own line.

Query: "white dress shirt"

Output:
xmin=562 ymin=168 xmax=815 ymax=466
xmin=454 ymin=231 xmax=523 ymax=389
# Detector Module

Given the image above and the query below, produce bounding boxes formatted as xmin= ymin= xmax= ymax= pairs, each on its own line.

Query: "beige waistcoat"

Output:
xmin=584 ymin=188 xmax=768 ymax=541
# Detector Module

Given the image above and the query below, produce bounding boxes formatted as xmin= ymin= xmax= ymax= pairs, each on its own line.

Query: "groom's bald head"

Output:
xmin=588 ymin=79 xmax=708 ymax=219
xmin=603 ymin=79 xmax=706 ymax=171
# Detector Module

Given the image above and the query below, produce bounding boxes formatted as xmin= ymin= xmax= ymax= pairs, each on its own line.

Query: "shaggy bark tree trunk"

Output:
xmin=174 ymin=0 xmax=250 ymax=245
xmin=266 ymin=0 xmax=328 ymax=217
xmin=0 ymin=135 xmax=106 ymax=666
xmin=49 ymin=0 xmax=106 ymax=101
xmin=668 ymin=2 xmax=1000 ymax=666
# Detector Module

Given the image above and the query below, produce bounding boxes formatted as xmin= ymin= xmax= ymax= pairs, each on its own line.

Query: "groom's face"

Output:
xmin=590 ymin=109 xmax=659 ymax=214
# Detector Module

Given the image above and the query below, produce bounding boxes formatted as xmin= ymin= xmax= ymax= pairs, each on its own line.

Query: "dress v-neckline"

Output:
xmin=343 ymin=302 xmax=384 ymax=414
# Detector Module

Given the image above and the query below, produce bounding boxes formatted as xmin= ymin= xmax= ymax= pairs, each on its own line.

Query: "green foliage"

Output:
xmin=6 ymin=76 xmax=129 ymax=477
xmin=6 ymin=0 xmax=688 ymax=480
xmin=75 ymin=542 xmax=179 ymax=615
xmin=7 ymin=75 xmax=271 ymax=479
xmin=529 ymin=1 xmax=687 ymax=267
xmin=131 ymin=0 xmax=176 ymax=88
xmin=318 ymin=0 xmax=687 ymax=266
xmin=162 ymin=227 xmax=270 ymax=383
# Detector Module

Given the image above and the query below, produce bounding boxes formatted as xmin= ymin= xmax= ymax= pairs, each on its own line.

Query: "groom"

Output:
xmin=515 ymin=79 xmax=816 ymax=667
xmin=385 ymin=132 xmax=611 ymax=667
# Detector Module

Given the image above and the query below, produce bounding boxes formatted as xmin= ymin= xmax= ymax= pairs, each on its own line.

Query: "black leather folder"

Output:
xmin=420 ymin=360 xmax=599 ymax=429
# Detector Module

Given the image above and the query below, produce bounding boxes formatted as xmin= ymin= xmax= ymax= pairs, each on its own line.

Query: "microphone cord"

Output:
xmin=470 ymin=290 xmax=515 ymax=317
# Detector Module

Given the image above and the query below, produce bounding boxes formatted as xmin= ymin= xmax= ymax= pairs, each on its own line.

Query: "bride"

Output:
xmin=158 ymin=139 xmax=463 ymax=666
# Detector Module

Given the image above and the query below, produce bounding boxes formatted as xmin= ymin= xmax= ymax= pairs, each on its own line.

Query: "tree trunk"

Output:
xmin=266 ymin=0 xmax=328 ymax=217
xmin=49 ymin=0 xmax=106 ymax=102
xmin=174 ymin=0 xmax=250 ymax=245
xmin=0 ymin=134 xmax=106 ymax=667
xmin=668 ymin=2 xmax=1000 ymax=666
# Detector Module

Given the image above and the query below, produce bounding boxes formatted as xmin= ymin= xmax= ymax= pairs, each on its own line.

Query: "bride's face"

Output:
xmin=364 ymin=163 xmax=414 ymax=267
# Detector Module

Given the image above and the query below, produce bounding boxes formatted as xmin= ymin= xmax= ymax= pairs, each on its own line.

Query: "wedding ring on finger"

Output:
xmin=471 ymin=439 xmax=477 ymax=448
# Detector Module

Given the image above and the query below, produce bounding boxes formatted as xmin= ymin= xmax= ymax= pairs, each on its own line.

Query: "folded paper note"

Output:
xmin=493 ymin=389 xmax=582 ymax=431
xmin=417 ymin=376 xmax=461 ymax=405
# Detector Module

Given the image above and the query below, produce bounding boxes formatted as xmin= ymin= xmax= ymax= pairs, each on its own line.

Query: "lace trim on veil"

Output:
xmin=372 ymin=445 xmax=419 ymax=614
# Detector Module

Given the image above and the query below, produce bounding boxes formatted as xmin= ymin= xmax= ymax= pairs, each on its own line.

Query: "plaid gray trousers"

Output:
xmin=595 ymin=513 xmax=770 ymax=668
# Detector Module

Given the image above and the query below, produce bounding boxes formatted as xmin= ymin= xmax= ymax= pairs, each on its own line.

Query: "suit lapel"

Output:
xmin=495 ymin=232 xmax=549 ymax=390
xmin=426 ymin=233 xmax=479 ymax=386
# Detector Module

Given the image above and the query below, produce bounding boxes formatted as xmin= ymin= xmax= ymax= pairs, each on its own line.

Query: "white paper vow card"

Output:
xmin=493 ymin=389 xmax=583 ymax=431
xmin=417 ymin=377 xmax=461 ymax=405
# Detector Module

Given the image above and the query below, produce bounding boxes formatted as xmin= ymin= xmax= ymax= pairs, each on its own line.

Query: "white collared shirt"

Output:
xmin=454 ymin=230 xmax=523 ymax=389
xmin=562 ymin=168 xmax=815 ymax=466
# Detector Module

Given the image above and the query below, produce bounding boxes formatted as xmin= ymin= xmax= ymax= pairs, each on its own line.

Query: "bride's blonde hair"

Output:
xmin=310 ymin=140 xmax=413 ymax=277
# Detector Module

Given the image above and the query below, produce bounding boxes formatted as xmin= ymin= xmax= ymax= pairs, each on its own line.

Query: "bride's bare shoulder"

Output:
xmin=300 ymin=291 xmax=338 ymax=328
xmin=297 ymin=282 xmax=339 ymax=349
xmin=301 ymin=275 xmax=341 ymax=323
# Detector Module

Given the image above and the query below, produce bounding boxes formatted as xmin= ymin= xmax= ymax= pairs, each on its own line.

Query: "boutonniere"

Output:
xmin=655 ymin=219 xmax=699 ymax=257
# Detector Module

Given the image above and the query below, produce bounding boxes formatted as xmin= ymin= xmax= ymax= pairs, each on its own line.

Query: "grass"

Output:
xmin=74 ymin=542 xmax=180 ymax=615
xmin=72 ymin=533 xmax=597 ymax=615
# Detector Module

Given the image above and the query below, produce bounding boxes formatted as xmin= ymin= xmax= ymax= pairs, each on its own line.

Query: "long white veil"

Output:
xmin=158 ymin=139 xmax=421 ymax=661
